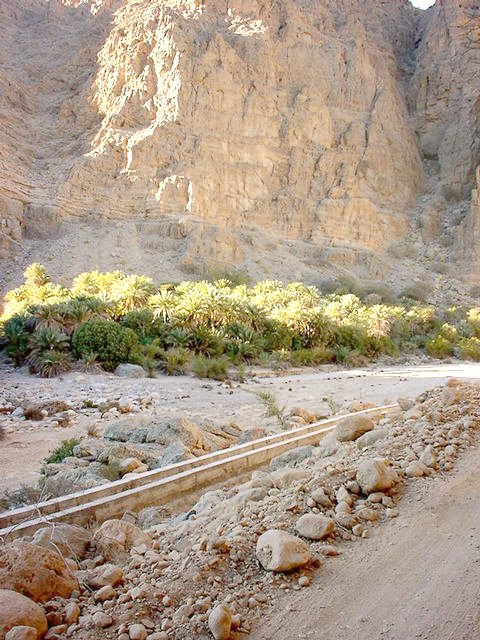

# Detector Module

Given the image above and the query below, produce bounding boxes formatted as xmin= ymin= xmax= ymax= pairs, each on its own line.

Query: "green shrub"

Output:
xmin=0 ymin=314 xmax=32 ymax=364
xmin=158 ymin=348 xmax=190 ymax=375
xmin=425 ymin=335 xmax=454 ymax=358
xmin=33 ymin=350 xmax=72 ymax=377
xmin=45 ymin=438 xmax=81 ymax=464
xmin=191 ymin=355 xmax=229 ymax=380
xmin=458 ymin=337 xmax=480 ymax=361
xmin=187 ymin=325 xmax=225 ymax=357
xmin=399 ymin=282 xmax=431 ymax=303
xmin=121 ymin=309 xmax=162 ymax=343
xmin=289 ymin=347 xmax=335 ymax=367
xmin=73 ymin=321 xmax=140 ymax=371
xmin=26 ymin=328 xmax=71 ymax=375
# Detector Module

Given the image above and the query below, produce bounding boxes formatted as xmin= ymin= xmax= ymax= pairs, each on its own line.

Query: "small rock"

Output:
xmin=208 ymin=604 xmax=232 ymax=640
xmin=419 ymin=445 xmax=437 ymax=468
xmin=0 ymin=590 xmax=48 ymax=639
xmin=93 ymin=520 xmax=151 ymax=560
xmin=334 ymin=415 xmax=374 ymax=442
xmin=397 ymin=397 xmax=414 ymax=411
xmin=356 ymin=507 xmax=379 ymax=522
xmin=94 ymin=585 xmax=116 ymax=602
xmin=405 ymin=460 xmax=429 ymax=477
xmin=356 ymin=459 xmax=399 ymax=494
xmin=295 ymin=514 xmax=335 ymax=540
xmin=129 ymin=623 xmax=148 ymax=640
xmin=5 ymin=628 xmax=38 ymax=640
xmin=256 ymin=529 xmax=311 ymax=572
xmin=310 ymin=488 xmax=332 ymax=508
xmin=356 ymin=429 xmax=388 ymax=450
xmin=31 ymin=523 xmax=91 ymax=560
xmin=64 ymin=602 xmax=80 ymax=625
xmin=92 ymin=611 xmax=113 ymax=628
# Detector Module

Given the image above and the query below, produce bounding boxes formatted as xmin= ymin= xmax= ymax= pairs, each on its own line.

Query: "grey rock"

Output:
xmin=356 ymin=429 xmax=388 ymax=449
xmin=114 ymin=364 xmax=147 ymax=378
xmin=270 ymin=446 xmax=316 ymax=471
xmin=159 ymin=441 xmax=191 ymax=467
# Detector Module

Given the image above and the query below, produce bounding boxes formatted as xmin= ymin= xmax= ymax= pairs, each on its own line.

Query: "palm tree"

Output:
xmin=23 ymin=263 xmax=50 ymax=288
xmin=111 ymin=274 xmax=155 ymax=315
xmin=149 ymin=288 xmax=177 ymax=322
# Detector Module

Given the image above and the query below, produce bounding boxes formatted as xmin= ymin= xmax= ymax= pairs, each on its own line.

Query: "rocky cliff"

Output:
xmin=0 ymin=0 xmax=479 ymax=291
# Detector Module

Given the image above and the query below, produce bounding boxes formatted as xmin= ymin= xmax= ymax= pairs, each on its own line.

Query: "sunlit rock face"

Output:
xmin=0 ymin=0 xmax=478 ymax=282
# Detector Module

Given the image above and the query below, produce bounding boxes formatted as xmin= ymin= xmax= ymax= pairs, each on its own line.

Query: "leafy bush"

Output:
xmin=458 ymin=337 xmax=480 ymax=361
xmin=158 ymin=348 xmax=190 ymax=375
xmin=7 ymin=264 xmax=480 ymax=377
xmin=45 ymin=438 xmax=81 ymax=464
xmin=73 ymin=321 xmax=140 ymax=371
xmin=122 ymin=309 xmax=162 ymax=343
xmin=33 ymin=350 xmax=72 ymax=377
xmin=425 ymin=335 xmax=455 ymax=358
xmin=0 ymin=314 xmax=32 ymax=364
xmin=289 ymin=347 xmax=335 ymax=367
xmin=399 ymin=282 xmax=431 ymax=303
xmin=191 ymin=355 xmax=229 ymax=380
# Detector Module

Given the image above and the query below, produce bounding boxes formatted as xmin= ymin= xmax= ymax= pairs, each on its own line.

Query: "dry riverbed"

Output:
xmin=1 ymin=360 xmax=480 ymax=494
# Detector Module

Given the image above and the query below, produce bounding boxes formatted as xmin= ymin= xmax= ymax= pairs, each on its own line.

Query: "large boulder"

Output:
xmin=334 ymin=415 xmax=374 ymax=442
xmin=93 ymin=520 xmax=152 ymax=560
xmin=40 ymin=467 xmax=109 ymax=497
xmin=271 ymin=468 xmax=308 ymax=489
xmin=356 ymin=459 xmax=399 ymax=494
xmin=114 ymin=364 xmax=146 ymax=378
xmin=317 ymin=432 xmax=340 ymax=458
xmin=31 ymin=523 xmax=91 ymax=560
xmin=0 ymin=542 xmax=78 ymax=603
xmin=103 ymin=416 xmax=220 ymax=454
xmin=295 ymin=514 xmax=335 ymax=540
xmin=256 ymin=529 xmax=311 ymax=572
xmin=0 ymin=590 xmax=48 ymax=639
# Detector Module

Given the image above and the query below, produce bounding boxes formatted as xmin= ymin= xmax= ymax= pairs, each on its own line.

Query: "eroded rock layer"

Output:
xmin=0 ymin=0 xmax=478 ymax=285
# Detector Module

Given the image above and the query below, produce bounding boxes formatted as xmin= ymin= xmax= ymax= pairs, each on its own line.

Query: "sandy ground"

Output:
xmin=249 ymin=440 xmax=480 ymax=640
xmin=2 ymin=361 xmax=480 ymax=492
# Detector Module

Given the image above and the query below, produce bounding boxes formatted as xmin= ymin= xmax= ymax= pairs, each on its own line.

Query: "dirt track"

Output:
xmin=250 ymin=442 xmax=480 ymax=640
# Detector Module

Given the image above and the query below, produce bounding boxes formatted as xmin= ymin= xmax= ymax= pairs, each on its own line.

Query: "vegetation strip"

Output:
xmin=3 ymin=264 xmax=480 ymax=381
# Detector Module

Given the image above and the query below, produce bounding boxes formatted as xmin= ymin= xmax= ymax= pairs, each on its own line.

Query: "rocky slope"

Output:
xmin=0 ymin=0 xmax=479 ymax=290
xmin=1 ymin=379 xmax=480 ymax=639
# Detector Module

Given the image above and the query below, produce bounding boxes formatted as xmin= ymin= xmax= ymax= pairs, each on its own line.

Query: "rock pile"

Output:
xmin=1 ymin=380 xmax=480 ymax=639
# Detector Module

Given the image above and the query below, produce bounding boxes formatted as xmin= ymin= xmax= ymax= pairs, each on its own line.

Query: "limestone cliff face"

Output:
xmin=410 ymin=0 xmax=480 ymax=200
xmin=0 ymin=0 xmax=478 ymax=286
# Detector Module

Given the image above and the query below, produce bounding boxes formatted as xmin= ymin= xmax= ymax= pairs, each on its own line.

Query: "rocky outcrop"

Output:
xmin=0 ymin=0 xmax=478 ymax=285
xmin=454 ymin=166 xmax=480 ymax=278
xmin=409 ymin=0 xmax=480 ymax=200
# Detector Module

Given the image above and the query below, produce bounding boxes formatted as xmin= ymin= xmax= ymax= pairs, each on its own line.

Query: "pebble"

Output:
xmin=128 ymin=624 xmax=147 ymax=640
xmin=92 ymin=612 xmax=113 ymax=628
